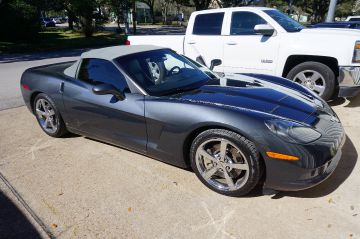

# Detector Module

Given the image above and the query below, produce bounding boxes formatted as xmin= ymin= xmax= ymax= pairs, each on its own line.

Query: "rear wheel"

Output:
xmin=33 ymin=93 xmax=68 ymax=137
xmin=286 ymin=61 xmax=335 ymax=101
xmin=190 ymin=129 xmax=262 ymax=197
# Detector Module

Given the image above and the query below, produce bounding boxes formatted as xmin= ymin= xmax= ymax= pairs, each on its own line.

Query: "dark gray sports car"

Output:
xmin=20 ymin=45 xmax=345 ymax=196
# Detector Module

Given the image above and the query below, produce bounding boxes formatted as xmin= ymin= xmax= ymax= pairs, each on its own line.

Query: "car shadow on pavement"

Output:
xmin=329 ymin=94 xmax=360 ymax=107
xmin=272 ymin=135 xmax=357 ymax=199
xmin=0 ymin=191 xmax=41 ymax=238
xmin=0 ymin=48 xmax=86 ymax=64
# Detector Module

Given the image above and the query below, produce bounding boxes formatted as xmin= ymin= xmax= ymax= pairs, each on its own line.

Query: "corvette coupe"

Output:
xmin=20 ymin=45 xmax=345 ymax=196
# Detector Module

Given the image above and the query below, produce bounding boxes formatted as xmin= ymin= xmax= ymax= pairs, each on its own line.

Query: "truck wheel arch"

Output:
xmin=282 ymin=55 xmax=339 ymax=79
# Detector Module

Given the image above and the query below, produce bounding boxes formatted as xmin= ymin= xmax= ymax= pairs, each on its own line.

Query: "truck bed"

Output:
xmin=128 ymin=35 xmax=185 ymax=54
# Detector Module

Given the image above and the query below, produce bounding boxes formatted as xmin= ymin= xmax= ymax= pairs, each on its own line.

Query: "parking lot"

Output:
xmin=0 ymin=53 xmax=360 ymax=238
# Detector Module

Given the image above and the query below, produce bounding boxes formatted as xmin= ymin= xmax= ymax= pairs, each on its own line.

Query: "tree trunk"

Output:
xmin=67 ymin=10 xmax=75 ymax=30
xmin=132 ymin=1 xmax=137 ymax=34
xmin=149 ymin=6 xmax=155 ymax=24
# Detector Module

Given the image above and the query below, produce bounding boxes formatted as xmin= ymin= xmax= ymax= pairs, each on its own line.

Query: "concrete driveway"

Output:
xmin=0 ymin=51 xmax=359 ymax=238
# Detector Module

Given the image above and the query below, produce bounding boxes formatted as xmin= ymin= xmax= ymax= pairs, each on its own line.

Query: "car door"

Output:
xmin=222 ymin=11 xmax=280 ymax=75
xmin=184 ymin=11 xmax=225 ymax=73
xmin=62 ymin=58 xmax=147 ymax=152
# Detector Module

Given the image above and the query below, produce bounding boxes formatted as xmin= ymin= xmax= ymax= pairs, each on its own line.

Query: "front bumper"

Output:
xmin=263 ymin=113 xmax=345 ymax=192
xmin=338 ymin=66 xmax=360 ymax=97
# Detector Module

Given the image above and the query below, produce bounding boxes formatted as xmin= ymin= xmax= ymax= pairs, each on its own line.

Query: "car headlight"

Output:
xmin=265 ymin=119 xmax=321 ymax=144
xmin=352 ymin=41 xmax=360 ymax=63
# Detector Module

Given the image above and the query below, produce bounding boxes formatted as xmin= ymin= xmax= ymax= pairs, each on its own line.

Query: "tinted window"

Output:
xmin=231 ymin=11 xmax=267 ymax=35
xmin=78 ymin=58 xmax=128 ymax=91
xmin=349 ymin=17 xmax=360 ymax=21
xmin=116 ymin=49 xmax=210 ymax=96
xmin=193 ymin=13 xmax=224 ymax=35
xmin=264 ymin=10 xmax=304 ymax=32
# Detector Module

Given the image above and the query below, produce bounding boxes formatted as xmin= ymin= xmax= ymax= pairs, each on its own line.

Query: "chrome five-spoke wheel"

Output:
xmin=33 ymin=93 xmax=68 ymax=137
xmin=35 ymin=98 xmax=58 ymax=134
xmin=191 ymin=129 xmax=262 ymax=196
xmin=195 ymin=138 xmax=250 ymax=191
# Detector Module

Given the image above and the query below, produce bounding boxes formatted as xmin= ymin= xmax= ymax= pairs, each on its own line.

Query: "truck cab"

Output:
xmin=129 ymin=7 xmax=360 ymax=100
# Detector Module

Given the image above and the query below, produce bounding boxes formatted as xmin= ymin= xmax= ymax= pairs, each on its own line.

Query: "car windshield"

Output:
xmin=264 ymin=10 xmax=305 ymax=32
xmin=116 ymin=49 xmax=211 ymax=96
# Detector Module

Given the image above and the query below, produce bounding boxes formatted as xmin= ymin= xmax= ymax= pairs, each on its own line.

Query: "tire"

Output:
xmin=286 ymin=61 xmax=336 ymax=101
xmin=190 ymin=129 xmax=262 ymax=197
xmin=33 ymin=93 xmax=68 ymax=138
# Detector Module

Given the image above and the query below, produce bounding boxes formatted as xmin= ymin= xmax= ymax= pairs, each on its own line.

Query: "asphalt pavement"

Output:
xmin=0 ymin=49 xmax=84 ymax=111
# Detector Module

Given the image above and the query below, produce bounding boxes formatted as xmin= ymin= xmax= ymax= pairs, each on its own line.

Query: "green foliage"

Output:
xmin=0 ymin=0 xmax=41 ymax=40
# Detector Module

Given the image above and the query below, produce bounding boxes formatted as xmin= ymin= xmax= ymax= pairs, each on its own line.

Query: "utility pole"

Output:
xmin=326 ymin=0 xmax=338 ymax=22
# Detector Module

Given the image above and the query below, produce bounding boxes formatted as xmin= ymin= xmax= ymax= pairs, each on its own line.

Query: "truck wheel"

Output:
xmin=286 ymin=61 xmax=335 ymax=101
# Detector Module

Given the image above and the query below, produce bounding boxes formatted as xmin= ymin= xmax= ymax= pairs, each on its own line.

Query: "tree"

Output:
xmin=0 ymin=0 xmax=40 ymax=40
xmin=107 ymin=0 xmax=131 ymax=33
xmin=192 ymin=0 xmax=212 ymax=10
xmin=71 ymin=0 xmax=97 ymax=37
xmin=143 ymin=0 xmax=156 ymax=23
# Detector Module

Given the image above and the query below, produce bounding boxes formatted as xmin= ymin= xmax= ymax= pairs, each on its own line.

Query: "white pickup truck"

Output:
xmin=128 ymin=7 xmax=360 ymax=100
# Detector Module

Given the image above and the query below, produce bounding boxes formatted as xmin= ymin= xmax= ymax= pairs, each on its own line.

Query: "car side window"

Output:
xmin=230 ymin=11 xmax=267 ymax=35
xmin=77 ymin=58 xmax=129 ymax=91
xmin=193 ymin=12 xmax=224 ymax=35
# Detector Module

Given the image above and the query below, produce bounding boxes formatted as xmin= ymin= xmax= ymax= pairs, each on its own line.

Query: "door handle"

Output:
xmin=226 ymin=42 xmax=237 ymax=45
xmin=187 ymin=41 xmax=196 ymax=45
xmin=59 ymin=82 xmax=64 ymax=94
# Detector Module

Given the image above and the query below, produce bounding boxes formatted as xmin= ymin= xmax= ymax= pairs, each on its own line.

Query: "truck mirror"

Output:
xmin=254 ymin=24 xmax=275 ymax=36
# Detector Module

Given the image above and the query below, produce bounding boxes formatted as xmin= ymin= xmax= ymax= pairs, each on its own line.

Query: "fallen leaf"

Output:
xmin=352 ymin=214 xmax=358 ymax=217
xmin=128 ymin=207 xmax=132 ymax=212
xmin=51 ymin=224 xmax=58 ymax=229
xmin=328 ymin=198 xmax=334 ymax=204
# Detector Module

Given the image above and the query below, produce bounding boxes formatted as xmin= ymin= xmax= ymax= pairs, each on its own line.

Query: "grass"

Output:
xmin=0 ymin=28 xmax=127 ymax=54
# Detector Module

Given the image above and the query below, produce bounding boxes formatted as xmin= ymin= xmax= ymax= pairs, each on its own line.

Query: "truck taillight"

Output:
xmin=124 ymin=40 xmax=130 ymax=45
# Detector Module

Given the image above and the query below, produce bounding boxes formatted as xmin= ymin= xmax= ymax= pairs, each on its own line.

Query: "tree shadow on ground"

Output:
xmin=272 ymin=135 xmax=357 ymax=199
xmin=0 ymin=191 xmax=41 ymax=238
xmin=0 ymin=48 xmax=85 ymax=64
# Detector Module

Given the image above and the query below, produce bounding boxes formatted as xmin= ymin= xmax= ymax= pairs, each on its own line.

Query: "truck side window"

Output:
xmin=77 ymin=58 xmax=129 ymax=92
xmin=231 ymin=11 xmax=267 ymax=35
xmin=193 ymin=12 xmax=224 ymax=35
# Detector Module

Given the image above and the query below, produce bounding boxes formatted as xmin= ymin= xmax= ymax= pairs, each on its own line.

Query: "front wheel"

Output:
xmin=286 ymin=61 xmax=336 ymax=101
xmin=190 ymin=129 xmax=262 ymax=197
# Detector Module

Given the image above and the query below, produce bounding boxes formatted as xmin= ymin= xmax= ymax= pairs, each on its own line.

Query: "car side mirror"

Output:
xmin=254 ymin=24 xmax=275 ymax=36
xmin=92 ymin=83 xmax=125 ymax=101
xmin=210 ymin=59 xmax=222 ymax=70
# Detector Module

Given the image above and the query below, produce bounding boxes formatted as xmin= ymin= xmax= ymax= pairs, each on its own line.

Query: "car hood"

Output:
xmin=300 ymin=28 xmax=360 ymax=37
xmin=172 ymin=74 xmax=322 ymax=125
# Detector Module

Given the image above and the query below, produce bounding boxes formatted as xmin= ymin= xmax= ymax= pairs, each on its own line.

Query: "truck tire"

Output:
xmin=286 ymin=61 xmax=336 ymax=101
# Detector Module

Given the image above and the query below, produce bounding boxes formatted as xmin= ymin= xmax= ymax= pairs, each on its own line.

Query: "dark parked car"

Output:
xmin=20 ymin=46 xmax=345 ymax=196
xmin=312 ymin=21 xmax=360 ymax=29
xmin=41 ymin=17 xmax=55 ymax=27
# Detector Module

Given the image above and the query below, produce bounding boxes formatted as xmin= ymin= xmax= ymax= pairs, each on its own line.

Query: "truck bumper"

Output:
xmin=338 ymin=66 xmax=360 ymax=97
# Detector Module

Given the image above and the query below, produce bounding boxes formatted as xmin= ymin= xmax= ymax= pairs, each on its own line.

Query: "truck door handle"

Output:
xmin=187 ymin=41 xmax=196 ymax=45
xmin=226 ymin=42 xmax=237 ymax=45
